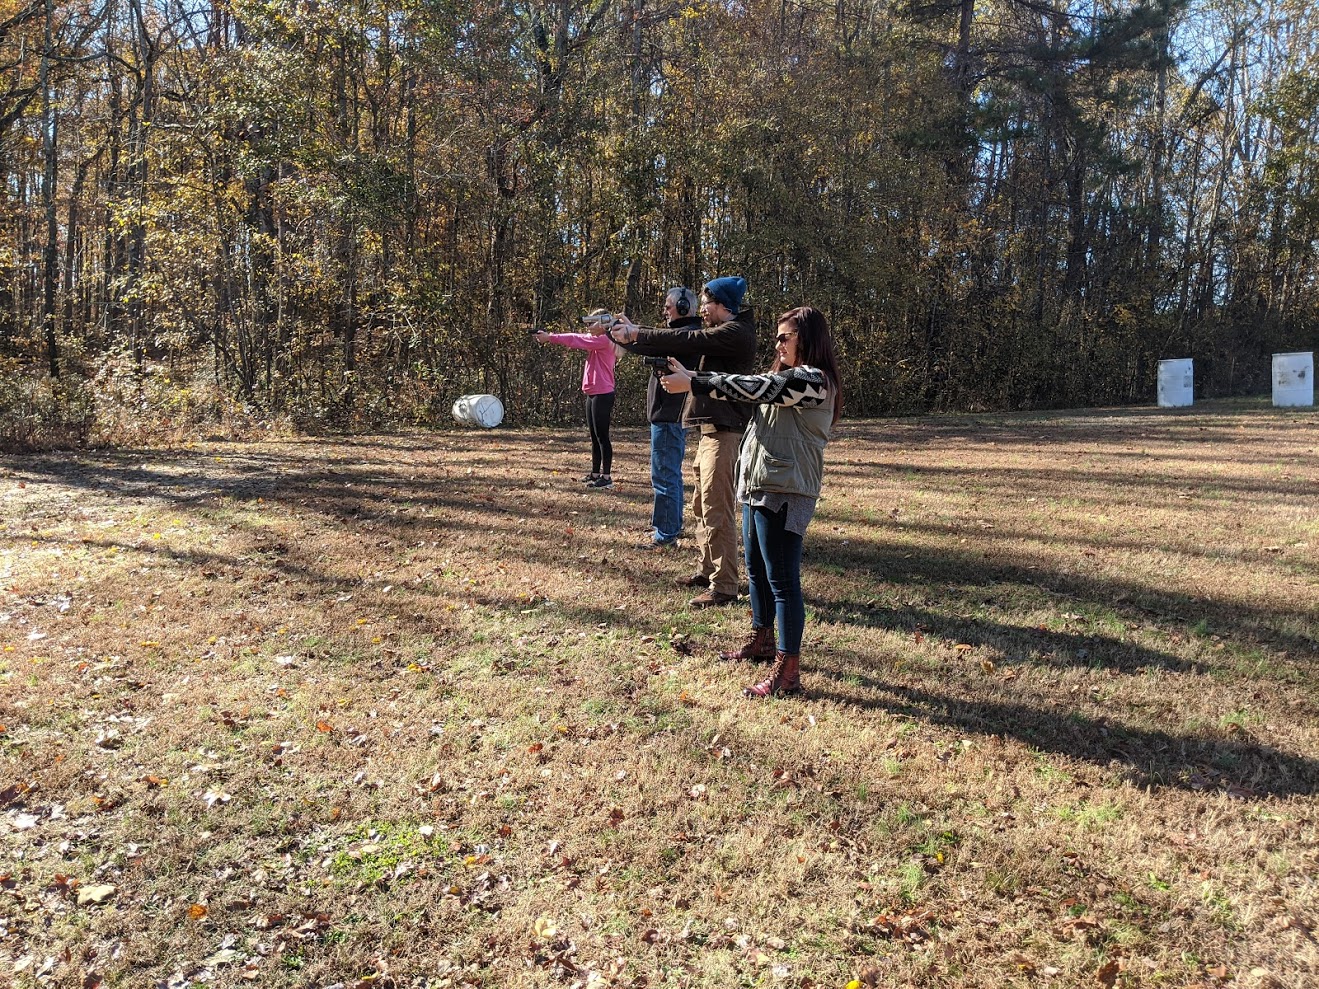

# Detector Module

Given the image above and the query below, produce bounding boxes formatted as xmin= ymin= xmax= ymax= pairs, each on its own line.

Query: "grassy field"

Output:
xmin=2 ymin=399 xmax=1316 ymax=989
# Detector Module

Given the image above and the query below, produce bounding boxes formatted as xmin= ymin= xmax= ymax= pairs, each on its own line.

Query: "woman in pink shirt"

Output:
xmin=533 ymin=311 xmax=621 ymax=489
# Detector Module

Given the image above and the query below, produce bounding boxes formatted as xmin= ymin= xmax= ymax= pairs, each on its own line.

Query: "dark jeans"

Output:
xmin=585 ymin=391 xmax=615 ymax=475
xmin=649 ymin=422 xmax=686 ymax=543
xmin=743 ymin=502 xmax=805 ymax=653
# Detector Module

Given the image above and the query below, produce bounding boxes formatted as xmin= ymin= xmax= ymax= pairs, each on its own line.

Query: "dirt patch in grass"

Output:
xmin=2 ymin=399 xmax=1316 ymax=988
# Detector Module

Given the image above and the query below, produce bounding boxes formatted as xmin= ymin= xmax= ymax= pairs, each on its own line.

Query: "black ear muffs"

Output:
xmin=671 ymin=289 xmax=690 ymax=316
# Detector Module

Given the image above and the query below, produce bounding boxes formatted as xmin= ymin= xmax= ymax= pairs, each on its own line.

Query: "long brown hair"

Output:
xmin=771 ymin=306 xmax=842 ymax=425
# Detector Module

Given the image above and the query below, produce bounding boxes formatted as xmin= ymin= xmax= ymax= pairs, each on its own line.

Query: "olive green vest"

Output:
xmin=736 ymin=395 xmax=834 ymax=498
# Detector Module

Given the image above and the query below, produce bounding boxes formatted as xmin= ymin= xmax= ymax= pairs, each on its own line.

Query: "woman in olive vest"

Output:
xmin=659 ymin=306 xmax=842 ymax=698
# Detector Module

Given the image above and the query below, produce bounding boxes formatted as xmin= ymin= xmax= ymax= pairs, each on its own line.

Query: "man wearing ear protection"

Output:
xmin=643 ymin=287 xmax=702 ymax=548
xmin=610 ymin=276 xmax=757 ymax=607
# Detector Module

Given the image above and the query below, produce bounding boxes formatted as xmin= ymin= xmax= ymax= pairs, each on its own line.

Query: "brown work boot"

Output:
xmin=719 ymin=626 xmax=776 ymax=662
xmin=689 ymin=589 xmax=737 ymax=609
xmin=743 ymin=651 xmax=803 ymax=698
xmin=674 ymin=573 xmax=710 ymax=589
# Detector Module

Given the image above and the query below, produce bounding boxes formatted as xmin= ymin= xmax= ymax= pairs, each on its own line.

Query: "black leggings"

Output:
xmin=585 ymin=391 xmax=615 ymax=475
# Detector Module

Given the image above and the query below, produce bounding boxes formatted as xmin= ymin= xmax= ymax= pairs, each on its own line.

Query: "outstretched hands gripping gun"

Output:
xmin=582 ymin=311 xmax=619 ymax=331
xmin=604 ymin=313 xmax=644 ymax=345
xmin=530 ymin=312 xmax=618 ymax=341
xmin=659 ymin=357 xmax=693 ymax=393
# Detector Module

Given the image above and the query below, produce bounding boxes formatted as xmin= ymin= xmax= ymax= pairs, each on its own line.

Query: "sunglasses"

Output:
xmin=775 ymin=332 xmax=798 ymax=344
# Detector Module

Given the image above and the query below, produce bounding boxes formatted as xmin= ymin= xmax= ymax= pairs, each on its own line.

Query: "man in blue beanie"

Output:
xmin=702 ymin=276 xmax=745 ymax=314
xmin=611 ymin=276 xmax=756 ymax=607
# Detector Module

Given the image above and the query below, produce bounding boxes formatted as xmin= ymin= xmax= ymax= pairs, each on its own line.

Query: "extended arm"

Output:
xmin=537 ymin=332 xmax=612 ymax=352
xmin=690 ymin=366 xmax=830 ymax=407
xmin=627 ymin=323 xmax=754 ymax=360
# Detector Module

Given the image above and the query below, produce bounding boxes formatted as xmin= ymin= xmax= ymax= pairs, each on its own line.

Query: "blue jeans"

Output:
xmin=743 ymin=503 xmax=805 ymax=653
xmin=649 ymin=422 xmax=686 ymax=543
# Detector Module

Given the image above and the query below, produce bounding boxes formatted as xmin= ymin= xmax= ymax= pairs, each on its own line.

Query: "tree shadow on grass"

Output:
xmin=9 ymin=435 xmax=1311 ymax=675
xmin=2 ymin=439 xmax=652 ymax=553
xmin=7 ymin=427 xmax=1308 ymax=807
xmin=803 ymin=532 xmax=1317 ymax=681
xmin=832 ymin=398 xmax=1314 ymax=451
xmin=812 ymin=599 xmax=1200 ymax=674
xmin=825 ymin=458 xmax=1312 ymax=503
xmin=807 ymin=670 xmax=1319 ymax=799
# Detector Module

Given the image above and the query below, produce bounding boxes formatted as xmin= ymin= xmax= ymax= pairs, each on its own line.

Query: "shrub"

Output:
xmin=0 ymin=360 xmax=96 ymax=452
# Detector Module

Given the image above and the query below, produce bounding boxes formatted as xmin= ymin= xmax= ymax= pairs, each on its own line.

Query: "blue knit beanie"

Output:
xmin=703 ymin=276 xmax=746 ymax=314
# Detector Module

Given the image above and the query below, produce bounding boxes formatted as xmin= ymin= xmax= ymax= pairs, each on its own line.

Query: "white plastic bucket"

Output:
xmin=451 ymin=394 xmax=504 ymax=428
xmin=1157 ymin=358 xmax=1193 ymax=408
xmin=1272 ymin=352 xmax=1314 ymax=407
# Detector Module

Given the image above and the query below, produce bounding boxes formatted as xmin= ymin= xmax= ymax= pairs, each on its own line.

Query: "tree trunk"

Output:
xmin=39 ymin=0 xmax=60 ymax=377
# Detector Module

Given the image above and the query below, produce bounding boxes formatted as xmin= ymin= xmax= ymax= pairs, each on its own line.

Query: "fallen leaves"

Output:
xmin=0 ymin=780 xmax=36 ymax=806
xmin=5 ymin=429 xmax=1317 ymax=989
xmin=1008 ymin=952 xmax=1037 ymax=974
xmin=76 ymin=884 xmax=116 ymax=906
xmin=13 ymin=955 xmax=56 ymax=978
xmin=859 ymin=910 xmax=934 ymax=943
xmin=200 ymin=946 xmax=241 ymax=967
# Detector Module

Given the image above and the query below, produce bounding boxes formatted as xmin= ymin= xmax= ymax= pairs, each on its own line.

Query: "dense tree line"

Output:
xmin=2 ymin=0 xmax=1316 ymax=443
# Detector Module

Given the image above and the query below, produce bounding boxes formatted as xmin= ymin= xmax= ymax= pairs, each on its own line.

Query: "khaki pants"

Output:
xmin=690 ymin=428 xmax=742 ymax=596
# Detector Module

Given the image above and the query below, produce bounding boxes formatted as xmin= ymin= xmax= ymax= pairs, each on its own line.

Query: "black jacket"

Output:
xmin=628 ymin=308 xmax=758 ymax=431
xmin=646 ymin=315 xmax=702 ymax=423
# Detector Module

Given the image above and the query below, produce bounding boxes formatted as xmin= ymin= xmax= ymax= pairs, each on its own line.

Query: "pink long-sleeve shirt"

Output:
xmin=544 ymin=333 xmax=618 ymax=395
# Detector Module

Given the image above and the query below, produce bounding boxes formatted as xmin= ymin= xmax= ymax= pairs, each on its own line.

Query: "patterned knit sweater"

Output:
xmin=692 ymin=365 xmax=830 ymax=409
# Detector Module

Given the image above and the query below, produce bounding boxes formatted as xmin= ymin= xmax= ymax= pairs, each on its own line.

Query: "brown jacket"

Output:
xmin=628 ymin=308 xmax=758 ymax=431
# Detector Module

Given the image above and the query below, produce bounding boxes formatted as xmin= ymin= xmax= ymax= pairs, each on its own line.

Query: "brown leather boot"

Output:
xmin=743 ymin=651 xmax=802 ymax=699
xmin=718 ymin=626 xmax=776 ymax=662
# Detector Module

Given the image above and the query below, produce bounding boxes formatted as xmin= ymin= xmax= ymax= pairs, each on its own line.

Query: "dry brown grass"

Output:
xmin=2 ymin=398 xmax=1316 ymax=989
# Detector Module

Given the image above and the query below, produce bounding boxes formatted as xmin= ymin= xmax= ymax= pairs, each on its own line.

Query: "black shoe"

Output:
xmin=586 ymin=474 xmax=614 ymax=489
